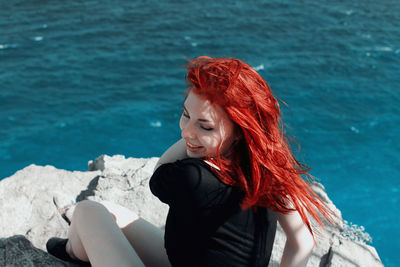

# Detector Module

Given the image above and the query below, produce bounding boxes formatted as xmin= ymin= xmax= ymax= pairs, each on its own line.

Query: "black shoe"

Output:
xmin=46 ymin=237 xmax=90 ymax=266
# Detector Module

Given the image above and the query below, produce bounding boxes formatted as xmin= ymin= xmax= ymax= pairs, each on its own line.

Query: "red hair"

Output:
xmin=185 ymin=56 xmax=336 ymax=236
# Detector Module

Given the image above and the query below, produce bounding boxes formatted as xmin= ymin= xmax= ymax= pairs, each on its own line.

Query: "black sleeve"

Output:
xmin=149 ymin=158 xmax=235 ymax=214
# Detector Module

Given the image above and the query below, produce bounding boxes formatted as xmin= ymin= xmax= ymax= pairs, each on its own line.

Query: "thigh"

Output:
xmin=70 ymin=200 xmax=145 ymax=267
xmin=122 ymin=218 xmax=171 ymax=267
xmin=100 ymin=201 xmax=171 ymax=267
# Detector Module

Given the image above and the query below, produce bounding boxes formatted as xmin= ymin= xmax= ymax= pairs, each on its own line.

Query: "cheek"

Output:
xmin=200 ymin=135 xmax=221 ymax=151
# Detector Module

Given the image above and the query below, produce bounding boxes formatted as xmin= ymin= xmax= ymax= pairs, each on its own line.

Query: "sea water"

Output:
xmin=1 ymin=0 xmax=399 ymax=265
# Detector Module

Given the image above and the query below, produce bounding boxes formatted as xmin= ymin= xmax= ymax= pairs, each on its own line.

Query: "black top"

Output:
xmin=150 ymin=158 xmax=277 ymax=267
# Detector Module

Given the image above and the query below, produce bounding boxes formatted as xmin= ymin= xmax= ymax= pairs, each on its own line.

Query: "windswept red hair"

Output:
xmin=185 ymin=56 xmax=336 ymax=236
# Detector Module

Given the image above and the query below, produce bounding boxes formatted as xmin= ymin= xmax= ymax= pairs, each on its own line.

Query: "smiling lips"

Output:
xmin=186 ymin=141 xmax=203 ymax=152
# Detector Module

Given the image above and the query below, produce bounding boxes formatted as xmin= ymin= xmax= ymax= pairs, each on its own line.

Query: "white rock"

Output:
xmin=0 ymin=155 xmax=384 ymax=266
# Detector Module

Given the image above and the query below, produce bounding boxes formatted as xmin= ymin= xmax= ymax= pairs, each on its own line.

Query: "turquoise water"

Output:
xmin=1 ymin=0 xmax=399 ymax=265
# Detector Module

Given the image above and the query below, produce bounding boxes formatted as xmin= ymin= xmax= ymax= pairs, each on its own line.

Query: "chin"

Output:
xmin=187 ymin=150 xmax=206 ymax=159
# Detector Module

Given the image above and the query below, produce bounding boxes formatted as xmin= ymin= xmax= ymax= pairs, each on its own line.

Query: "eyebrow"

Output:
xmin=183 ymin=104 xmax=212 ymax=123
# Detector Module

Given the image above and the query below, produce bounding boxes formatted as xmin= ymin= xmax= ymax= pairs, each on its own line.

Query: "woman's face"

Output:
xmin=180 ymin=90 xmax=238 ymax=158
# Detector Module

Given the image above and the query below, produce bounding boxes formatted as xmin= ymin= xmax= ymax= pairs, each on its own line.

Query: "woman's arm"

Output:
xmin=154 ymin=139 xmax=188 ymax=171
xmin=278 ymin=211 xmax=315 ymax=267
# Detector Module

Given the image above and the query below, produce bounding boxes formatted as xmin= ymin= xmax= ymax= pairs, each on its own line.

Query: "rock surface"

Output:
xmin=0 ymin=155 xmax=383 ymax=266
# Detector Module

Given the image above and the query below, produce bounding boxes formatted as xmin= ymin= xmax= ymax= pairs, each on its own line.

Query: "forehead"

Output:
xmin=184 ymin=91 xmax=227 ymax=122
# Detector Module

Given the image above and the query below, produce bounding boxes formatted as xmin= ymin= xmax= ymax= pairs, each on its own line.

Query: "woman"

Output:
xmin=47 ymin=56 xmax=335 ymax=266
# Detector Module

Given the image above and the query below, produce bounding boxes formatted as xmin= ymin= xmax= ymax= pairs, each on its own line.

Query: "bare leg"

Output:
xmin=66 ymin=200 xmax=171 ymax=267
xmin=121 ymin=218 xmax=171 ymax=267
xmin=98 ymin=200 xmax=171 ymax=266
xmin=66 ymin=200 xmax=145 ymax=267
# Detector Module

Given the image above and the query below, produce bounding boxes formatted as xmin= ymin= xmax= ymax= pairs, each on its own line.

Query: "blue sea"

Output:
xmin=1 ymin=0 xmax=399 ymax=265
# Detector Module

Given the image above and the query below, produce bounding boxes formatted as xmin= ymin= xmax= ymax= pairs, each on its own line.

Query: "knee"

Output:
xmin=75 ymin=199 xmax=103 ymax=209
xmin=72 ymin=200 xmax=139 ymax=228
xmin=73 ymin=200 xmax=108 ymax=221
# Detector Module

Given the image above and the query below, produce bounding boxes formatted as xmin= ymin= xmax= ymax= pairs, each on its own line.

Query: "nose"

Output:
xmin=181 ymin=121 xmax=196 ymax=140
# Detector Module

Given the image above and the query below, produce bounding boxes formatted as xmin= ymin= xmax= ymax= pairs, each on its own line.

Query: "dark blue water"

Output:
xmin=1 ymin=0 xmax=399 ymax=265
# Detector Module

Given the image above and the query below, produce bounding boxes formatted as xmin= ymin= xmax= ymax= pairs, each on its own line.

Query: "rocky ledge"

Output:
xmin=0 ymin=155 xmax=383 ymax=266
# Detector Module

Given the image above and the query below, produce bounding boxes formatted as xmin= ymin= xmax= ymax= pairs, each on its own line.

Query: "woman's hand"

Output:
xmin=154 ymin=139 xmax=188 ymax=171
xmin=278 ymin=211 xmax=315 ymax=267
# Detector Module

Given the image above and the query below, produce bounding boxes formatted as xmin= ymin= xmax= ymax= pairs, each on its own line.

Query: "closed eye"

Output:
xmin=182 ymin=106 xmax=213 ymax=131
xmin=201 ymin=126 xmax=214 ymax=131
